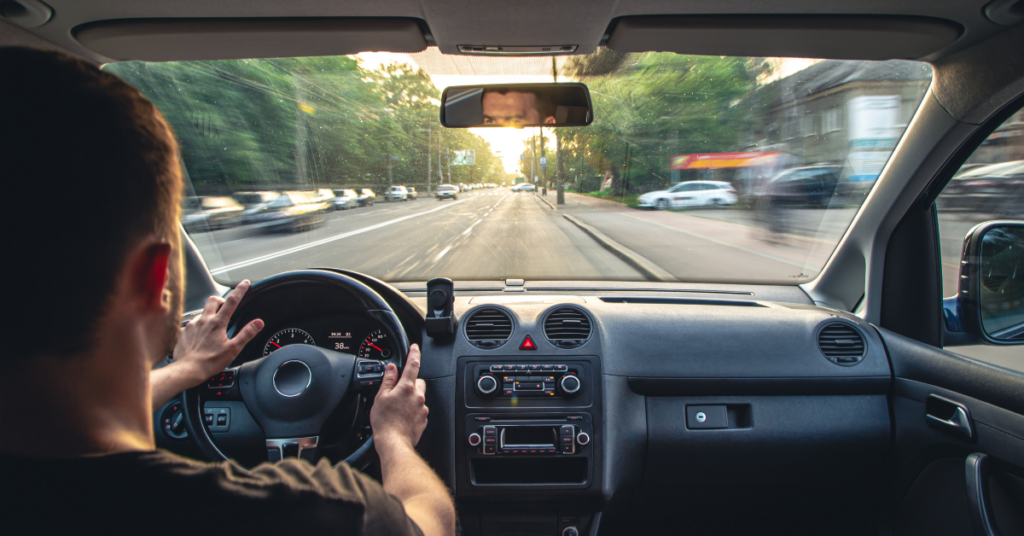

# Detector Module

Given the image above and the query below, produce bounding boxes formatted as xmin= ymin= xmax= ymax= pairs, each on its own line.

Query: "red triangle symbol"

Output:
xmin=519 ymin=335 xmax=537 ymax=350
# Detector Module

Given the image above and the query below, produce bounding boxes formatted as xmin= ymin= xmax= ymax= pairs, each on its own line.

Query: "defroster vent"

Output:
xmin=544 ymin=307 xmax=592 ymax=349
xmin=817 ymin=323 xmax=866 ymax=365
xmin=465 ymin=307 xmax=513 ymax=349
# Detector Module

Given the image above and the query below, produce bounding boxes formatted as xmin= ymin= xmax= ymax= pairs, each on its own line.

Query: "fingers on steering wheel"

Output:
xmin=380 ymin=363 xmax=400 ymax=392
xmin=218 ymin=279 xmax=251 ymax=321
xmin=230 ymin=318 xmax=265 ymax=351
xmin=399 ymin=344 xmax=421 ymax=386
xmin=202 ymin=295 xmax=225 ymax=319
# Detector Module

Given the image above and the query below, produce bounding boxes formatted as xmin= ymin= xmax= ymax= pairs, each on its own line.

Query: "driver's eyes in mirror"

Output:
xmin=442 ymin=83 xmax=592 ymax=128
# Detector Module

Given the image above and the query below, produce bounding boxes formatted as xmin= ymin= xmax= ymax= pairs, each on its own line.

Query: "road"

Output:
xmin=193 ymin=189 xmax=639 ymax=283
xmin=191 ymin=188 xmax=986 ymax=293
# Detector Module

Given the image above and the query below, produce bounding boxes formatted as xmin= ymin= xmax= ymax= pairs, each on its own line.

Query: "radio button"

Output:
xmin=516 ymin=364 xmax=528 ymax=371
xmin=489 ymin=365 xmax=502 ymax=372
xmin=477 ymin=375 xmax=498 ymax=395
xmin=576 ymin=432 xmax=590 ymax=446
xmin=560 ymin=374 xmax=581 ymax=395
xmin=554 ymin=364 xmax=568 ymax=372
xmin=468 ymin=433 xmax=481 ymax=447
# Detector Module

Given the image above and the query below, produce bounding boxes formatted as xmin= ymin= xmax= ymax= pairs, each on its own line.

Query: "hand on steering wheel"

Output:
xmin=370 ymin=344 xmax=428 ymax=452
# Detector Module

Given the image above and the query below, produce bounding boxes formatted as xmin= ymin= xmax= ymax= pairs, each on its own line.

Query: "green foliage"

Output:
xmin=557 ymin=51 xmax=769 ymax=194
xmin=105 ymin=56 xmax=504 ymax=194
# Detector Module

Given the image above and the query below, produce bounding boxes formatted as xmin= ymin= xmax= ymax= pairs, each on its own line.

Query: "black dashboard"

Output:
xmin=229 ymin=314 xmax=399 ymax=367
xmin=156 ymin=279 xmax=895 ymax=536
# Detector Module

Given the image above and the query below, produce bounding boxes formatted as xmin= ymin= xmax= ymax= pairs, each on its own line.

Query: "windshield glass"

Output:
xmin=105 ymin=49 xmax=932 ymax=285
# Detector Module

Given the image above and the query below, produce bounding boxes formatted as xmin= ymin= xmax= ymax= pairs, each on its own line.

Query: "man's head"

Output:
xmin=1 ymin=47 xmax=184 ymax=364
xmin=482 ymin=89 xmax=556 ymax=127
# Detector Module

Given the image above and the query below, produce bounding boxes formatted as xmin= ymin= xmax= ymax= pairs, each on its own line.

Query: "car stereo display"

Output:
xmin=501 ymin=426 xmax=557 ymax=449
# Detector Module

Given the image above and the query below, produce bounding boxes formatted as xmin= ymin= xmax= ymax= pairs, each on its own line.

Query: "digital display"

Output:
xmin=501 ymin=427 xmax=557 ymax=448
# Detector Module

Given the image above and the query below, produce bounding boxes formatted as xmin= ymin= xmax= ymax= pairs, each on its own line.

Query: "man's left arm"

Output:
xmin=151 ymin=280 xmax=264 ymax=409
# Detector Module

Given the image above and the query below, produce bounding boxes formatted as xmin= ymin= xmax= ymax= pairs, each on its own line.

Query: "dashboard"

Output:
xmin=155 ymin=278 xmax=895 ymax=536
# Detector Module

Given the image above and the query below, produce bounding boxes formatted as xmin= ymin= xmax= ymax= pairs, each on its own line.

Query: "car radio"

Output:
xmin=474 ymin=363 xmax=583 ymax=398
xmin=466 ymin=418 xmax=592 ymax=456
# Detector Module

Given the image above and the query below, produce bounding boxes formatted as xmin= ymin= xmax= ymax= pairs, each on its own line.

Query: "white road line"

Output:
xmin=433 ymin=246 xmax=452 ymax=262
xmin=210 ymin=198 xmax=470 ymax=275
xmin=475 ymin=219 xmax=483 ymax=225
xmin=462 ymin=227 xmax=473 ymax=236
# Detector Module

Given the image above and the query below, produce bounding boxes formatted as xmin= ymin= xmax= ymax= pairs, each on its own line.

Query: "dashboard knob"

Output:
xmin=560 ymin=374 xmax=581 ymax=394
xmin=576 ymin=432 xmax=590 ymax=446
xmin=477 ymin=374 xmax=498 ymax=395
xmin=468 ymin=433 xmax=482 ymax=447
xmin=562 ymin=527 xmax=579 ymax=536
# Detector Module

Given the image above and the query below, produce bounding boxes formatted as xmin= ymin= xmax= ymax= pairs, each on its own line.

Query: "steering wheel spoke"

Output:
xmin=266 ymin=436 xmax=320 ymax=463
xmin=202 ymin=367 xmax=243 ymax=401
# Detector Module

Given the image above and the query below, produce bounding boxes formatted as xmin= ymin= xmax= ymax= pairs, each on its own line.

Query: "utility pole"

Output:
xmin=446 ymin=146 xmax=451 ymax=183
xmin=426 ymin=125 xmax=432 ymax=195
xmin=438 ymin=130 xmax=444 ymax=185
xmin=540 ymin=126 xmax=547 ymax=195
xmin=553 ymin=57 xmax=565 ymax=205
xmin=293 ymin=76 xmax=308 ymax=187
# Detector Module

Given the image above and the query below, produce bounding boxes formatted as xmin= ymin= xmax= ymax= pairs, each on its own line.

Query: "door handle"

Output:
xmin=925 ymin=394 xmax=975 ymax=440
xmin=965 ymin=453 xmax=1001 ymax=536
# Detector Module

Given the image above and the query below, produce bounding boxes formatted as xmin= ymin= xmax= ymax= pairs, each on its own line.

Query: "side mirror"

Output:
xmin=440 ymin=83 xmax=593 ymax=128
xmin=945 ymin=221 xmax=1024 ymax=344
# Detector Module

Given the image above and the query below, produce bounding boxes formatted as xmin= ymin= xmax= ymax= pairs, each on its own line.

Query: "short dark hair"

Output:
xmin=0 ymin=47 xmax=181 ymax=359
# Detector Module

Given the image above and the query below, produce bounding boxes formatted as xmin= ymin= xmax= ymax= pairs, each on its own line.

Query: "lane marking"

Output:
xmin=433 ymin=246 xmax=452 ymax=262
xmin=462 ymin=227 xmax=473 ymax=236
xmin=210 ymin=198 xmax=471 ymax=275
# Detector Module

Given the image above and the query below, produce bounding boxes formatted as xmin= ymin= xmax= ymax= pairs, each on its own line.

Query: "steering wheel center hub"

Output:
xmin=273 ymin=360 xmax=312 ymax=397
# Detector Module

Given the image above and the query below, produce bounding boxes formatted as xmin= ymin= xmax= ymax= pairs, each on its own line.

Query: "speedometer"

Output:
xmin=358 ymin=329 xmax=392 ymax=361
xmin=263 ymin=328 xmax=315 ymax=356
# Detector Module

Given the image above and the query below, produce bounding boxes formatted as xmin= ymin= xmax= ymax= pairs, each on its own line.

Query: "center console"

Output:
xmin=456 ymin=356 xmax=603 ymax=536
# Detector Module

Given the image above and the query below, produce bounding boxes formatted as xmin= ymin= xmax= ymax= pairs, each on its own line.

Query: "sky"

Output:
xmin=356 ymin=52 xmax=819 ymax=175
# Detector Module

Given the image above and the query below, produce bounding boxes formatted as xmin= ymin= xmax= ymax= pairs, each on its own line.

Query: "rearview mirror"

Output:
xmin=440 ymin=83 xmax=593 ymax=128
xmin=949 ymin=221 xmax=1024 ymax=344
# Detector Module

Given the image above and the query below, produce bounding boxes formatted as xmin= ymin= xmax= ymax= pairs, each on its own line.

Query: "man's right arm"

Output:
xmin=369 ymin=345 xmax=455 ymax=536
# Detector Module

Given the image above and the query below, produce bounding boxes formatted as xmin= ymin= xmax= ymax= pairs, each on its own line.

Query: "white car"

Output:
xmin=387 ymin=186 xmax=409 ymax=201
xmin=638 ymin=181 xmax=737 ymax=209
xmin=511 ymin=183 xmax=536 ymax=192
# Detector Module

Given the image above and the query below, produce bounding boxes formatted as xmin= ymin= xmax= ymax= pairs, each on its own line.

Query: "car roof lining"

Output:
xmin=0 ymin=0 xmax=1019 ymax=64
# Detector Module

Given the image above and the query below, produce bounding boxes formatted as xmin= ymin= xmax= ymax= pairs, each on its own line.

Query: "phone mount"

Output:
xmin=425 ymin=277 xmax=457 ymax=340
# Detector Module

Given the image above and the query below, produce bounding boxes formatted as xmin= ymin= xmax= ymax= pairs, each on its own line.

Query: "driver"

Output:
xmin=482 ymin=88 xmax=557 ymax=127
xmin=0 ymin=47 xmax=455 ymax=535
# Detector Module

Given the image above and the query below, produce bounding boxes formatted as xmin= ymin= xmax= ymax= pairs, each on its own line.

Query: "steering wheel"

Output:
xmin=181 ymin=270 xmax=409 ymax=468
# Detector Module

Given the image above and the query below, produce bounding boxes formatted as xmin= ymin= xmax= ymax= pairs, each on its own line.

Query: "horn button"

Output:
xmin=238 ymin=343 xmax=356 ymax=438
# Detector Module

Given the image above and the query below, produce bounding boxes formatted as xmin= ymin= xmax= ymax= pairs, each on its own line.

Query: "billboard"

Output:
xmin=671 ymin=151 xmax=782 ymax=170
xmin=452 ymin=150 xmax=475 ymax=166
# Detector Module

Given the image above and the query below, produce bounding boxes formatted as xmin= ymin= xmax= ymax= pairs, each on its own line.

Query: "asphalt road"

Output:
xmin=193 ymin=189 xmax=640 ymax=283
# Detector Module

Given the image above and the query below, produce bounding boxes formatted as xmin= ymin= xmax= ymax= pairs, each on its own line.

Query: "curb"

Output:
xmin=536 ymin=193 xmax=556 ymax=210
xmin=562 ymin=214 xmax=676 ymax=282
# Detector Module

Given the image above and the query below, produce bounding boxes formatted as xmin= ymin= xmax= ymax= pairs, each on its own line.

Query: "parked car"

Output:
xmin=407 ymin=187 xmax=418 ymax=200
xmin=232 ymin=191 xmax=280 ymax=224
xmin=436 ymin=184 xmax=459 ymax=200
xmin=760 ymin=165 xmax=842 ymax=208
xmin=938 ymin=160 xmax=1024 ymax=216
xmin=357 ymin=188 xmax=376 ymax=206
xmin=313 ymin=188 xmax=336 ymax=211
xmin=638 ymin=181 xmax=738 ymax=209
xmin=511 ymin=183 xmax=536 ymax=192
xmin=332 ymin=189 xmax=359 ymax=210
xmin=248 ymin=191 xmax=327 ymax=233
xmin=387 ymin=186 xmax=409 ymax=201
xmin=180 ymin=196 xmax=244 ymax=232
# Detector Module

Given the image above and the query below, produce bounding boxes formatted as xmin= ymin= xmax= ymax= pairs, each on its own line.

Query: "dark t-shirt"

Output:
xmin=0 ymin=449 xmax=424 ymax=534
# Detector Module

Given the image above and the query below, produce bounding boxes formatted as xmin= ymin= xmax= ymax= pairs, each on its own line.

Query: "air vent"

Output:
xmin=464 ymin=308 xmax=513 ymax=349
xmin=817 ymin=323 xmax=866 ymax=365
xmin=544 ymin=307 xmax=592 ymax=349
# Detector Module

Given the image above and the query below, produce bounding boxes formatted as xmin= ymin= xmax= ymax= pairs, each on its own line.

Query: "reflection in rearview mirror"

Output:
xmin=440 ymin=83 xmax=593 ymax=128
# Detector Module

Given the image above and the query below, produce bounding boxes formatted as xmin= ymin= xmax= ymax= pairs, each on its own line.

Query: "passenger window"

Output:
xmin=937 ymin=108 xmax=1024 ymax=360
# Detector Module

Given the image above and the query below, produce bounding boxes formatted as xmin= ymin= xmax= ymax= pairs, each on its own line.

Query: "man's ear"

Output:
xmin=129 ymin=241 xmax=172 ymax=314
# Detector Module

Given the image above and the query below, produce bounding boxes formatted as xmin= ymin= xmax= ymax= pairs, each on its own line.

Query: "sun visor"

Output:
xmin=74 ymin=18 xmax=428 ymax=62
xmin=606 ymin=16 xmax=961 ymax=60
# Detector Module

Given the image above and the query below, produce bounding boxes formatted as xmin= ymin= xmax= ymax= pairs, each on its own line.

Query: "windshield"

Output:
xmin=106 ymin=49 xmax=931 ymax=285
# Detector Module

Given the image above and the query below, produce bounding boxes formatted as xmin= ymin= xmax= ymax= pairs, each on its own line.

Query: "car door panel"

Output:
xmin=877 ymin=327 xmax=1024 ymax=536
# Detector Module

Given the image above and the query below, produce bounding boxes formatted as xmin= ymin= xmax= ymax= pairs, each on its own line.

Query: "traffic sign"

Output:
xmin=539 ymin=156 xmax=547 ymax=167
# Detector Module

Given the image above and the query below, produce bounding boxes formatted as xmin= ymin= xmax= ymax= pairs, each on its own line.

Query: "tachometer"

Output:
xmin=263 ymin=328 xmax=315 ymax=356
xmin=358 ymin=329 xmax=392 ymax=361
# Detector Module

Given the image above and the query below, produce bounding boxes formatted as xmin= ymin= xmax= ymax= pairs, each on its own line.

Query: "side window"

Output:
xmin=937 ymin=108 xmax=1024 ymax=358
